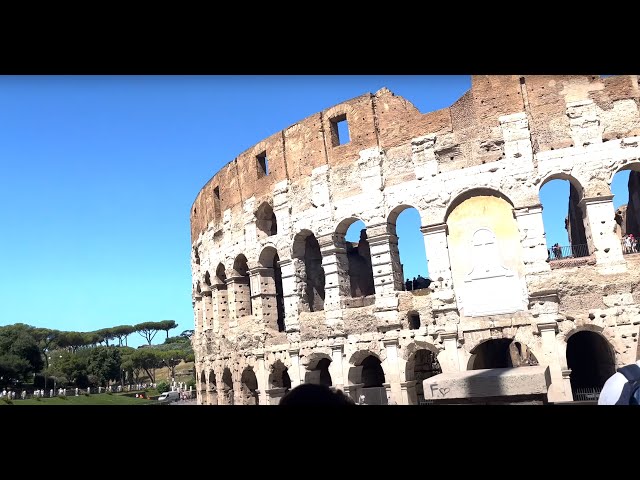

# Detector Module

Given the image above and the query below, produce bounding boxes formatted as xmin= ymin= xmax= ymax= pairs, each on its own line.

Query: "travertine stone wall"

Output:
xmin=192 ymin=75 xmax=640 ymax=405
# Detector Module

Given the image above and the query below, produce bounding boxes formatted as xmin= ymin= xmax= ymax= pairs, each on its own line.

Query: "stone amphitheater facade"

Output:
xmin=190 ymin=75 xmax=640 ymax=405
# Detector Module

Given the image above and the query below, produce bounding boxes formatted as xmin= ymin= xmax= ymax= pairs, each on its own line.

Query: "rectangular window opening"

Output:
xmin=330 ymin=114 xmax=350 ymax=147
xmin=257 ymin=152 xmax=269 ymax=177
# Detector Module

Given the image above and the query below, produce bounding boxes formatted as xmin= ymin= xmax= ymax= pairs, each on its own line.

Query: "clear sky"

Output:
xmin=0 ymin=75 xmax=629 ymax=348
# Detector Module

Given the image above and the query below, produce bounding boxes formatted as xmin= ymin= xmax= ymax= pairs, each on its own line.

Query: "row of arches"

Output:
xmin=198 ymin=330 xmax=616 ymax=404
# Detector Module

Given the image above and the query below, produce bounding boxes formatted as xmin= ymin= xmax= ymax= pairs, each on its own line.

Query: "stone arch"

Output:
xmin=609 ymin=161 xmax=640 ymax=241
xmin=335 ymin=217 xmax=375 ymax=298
xmin=255 ymin=201 xmax=277 ymax=239
xmin=467 ymin=338 xmax=539 ymax=370
xmin=268 ymin=359 xmax=292 ymax=390
xmin=304 ymin=352 xmax=333 ymax=387
xmin=232 ymin=254 xmax=250 ymax=277
xmin=444 ymin=187 xmax=515 ymax=224
xmin=539 ymin=172 xmax=586 ymax=199
xmin=564 ymin=327 xmax=616 ymax=395
xmin=405 ymin=348 xmax=443 ymax=404
xmin=215 ymin=263 xmax=227 ymax=285
xmin=292 ymin=229 xmax=325 ymax=312
xmin=387 ymin=204 xmax=429 ymax=292
xmin=240 ymin=367 xmax=260 ymax=405
xmin=208 ymin=370 xmax=218 ymax=406
xmin=222 ymin=367 xmax=234 ymax=405
xmin=230 ymin=254 xmax=252 ymax=319
xmin=258 ymin=245 xmax=286 ymax=332
xmin=539 ymin=173 xmax=589 ymax=258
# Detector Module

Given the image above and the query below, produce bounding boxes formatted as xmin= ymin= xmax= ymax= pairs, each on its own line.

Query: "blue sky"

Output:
xmin=0 ymin=75 xmax=629 ymax=347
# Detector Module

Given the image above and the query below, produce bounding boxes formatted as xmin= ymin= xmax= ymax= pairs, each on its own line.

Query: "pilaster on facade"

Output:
xmin=514 ymin=205 xmax=551 ymax=275
xmin=226 ymin=275 xmax=251 ymax=328
xmin=438 ymin=330 xmax=461 ymax=372
xmin=279 ymin=258 xmax=300 ymax=332
xmin=330 ymin=343 xmax=345 ymax=390
xmin=579 ymin=195 xmax=626 ymax=273
xmin=318 ymin=234 xmax=350 ymax=312
xmin=367 ymin=223 xmax=403 ymax=293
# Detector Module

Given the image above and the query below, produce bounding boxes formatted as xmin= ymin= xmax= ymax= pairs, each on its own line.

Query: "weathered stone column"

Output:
xmin=330 ymin=344 xmax=345 ymax=391
xmin=288 ymin=348 xmax=302 ymax=388
xmin=226 ymin=275 xmax=251 ymax=328
xmin=248 ymin=267 xmax=277 ymax=330
xmin=421 ymin=224 xmax=459 ymax=321
xmin=201 ymin=289 xmax=213 ymax=331
xmin=514 ymin=205 xmax=551 ymax=275
xmin=536 ymin=320 xmax=567 ymax=402
xmin=382 ymin=338 xmax=402 ymax=404
xmin=210 ymin=284 xmax=228 ymax=332
xmin=580 ymin=195 xmax=626 ymax=273
xmin=279 ymin=259 xmax=300 ymax=332
xmin=367 ymin=223 xmax=403 ymax=293
xmin=319 ymin=233 xmax=350 ymax=331
xmin=194 ymin=294 xmax=203 ymax=335
xmin=255 ymin=352 xmax=268 ymax=406
xmin=561 ymin=368 xmax=573 ymax=402
xmin=440 ymin=331 xmax=461 ymax=372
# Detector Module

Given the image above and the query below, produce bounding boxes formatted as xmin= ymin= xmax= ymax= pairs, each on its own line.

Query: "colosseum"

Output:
xmin=190 ymin=75 xmax=640 ymax=405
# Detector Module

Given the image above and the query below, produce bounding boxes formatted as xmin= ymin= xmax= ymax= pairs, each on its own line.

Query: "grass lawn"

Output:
xmin=2 ymin=393 xmax=156 ymax=406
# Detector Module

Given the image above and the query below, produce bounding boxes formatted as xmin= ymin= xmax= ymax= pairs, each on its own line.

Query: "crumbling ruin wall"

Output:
xmin=192 ymin=75 xmax=640 ymax=405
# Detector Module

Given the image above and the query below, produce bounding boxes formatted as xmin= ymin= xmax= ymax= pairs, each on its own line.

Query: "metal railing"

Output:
xmin=573 ymin=387 xmax=601 ymax=402
xmin=547 ymin=244 xmax=589 ymax=260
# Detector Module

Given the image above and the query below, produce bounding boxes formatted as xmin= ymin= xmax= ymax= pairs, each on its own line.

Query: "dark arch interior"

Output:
xmin=361 ymin=356 xmax=385 ymax=388
xmin=273 ymin=253 xmax=285 ymax=332
xmin=256 ymin=203 xmax=277 ymax=237
xmin=413 ymin=349 xmax=442 ymax=403
xmin=566 ymin=331 xmax=615 ymax=391
xmin=470 ymin=339 xmax=539 ymax=369
xmin=317 ymin=358 xmax=332 ymax=387
xmin=304 ymin=234 xmax=325 ymax=311
xmin=241 ymin=368 xmax=259 ymax=405
xmin=345 ymin=224 xmax=375 ymax=297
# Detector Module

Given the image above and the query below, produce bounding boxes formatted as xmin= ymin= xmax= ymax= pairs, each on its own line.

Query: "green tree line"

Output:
xmin=0 ymin=321 xmax=195 ymax=389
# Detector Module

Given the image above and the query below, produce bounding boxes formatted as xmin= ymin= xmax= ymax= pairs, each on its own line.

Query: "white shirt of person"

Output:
xmin=598 ymin=360 xmax=640 ymax=405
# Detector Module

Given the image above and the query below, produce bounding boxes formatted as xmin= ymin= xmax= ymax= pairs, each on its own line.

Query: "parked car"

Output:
xmin=157 ymin=391 xmax=180 ymax=404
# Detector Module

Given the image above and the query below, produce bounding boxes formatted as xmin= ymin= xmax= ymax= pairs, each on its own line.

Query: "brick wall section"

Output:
xmin=191 ymin=75 xmax=640 ymax=243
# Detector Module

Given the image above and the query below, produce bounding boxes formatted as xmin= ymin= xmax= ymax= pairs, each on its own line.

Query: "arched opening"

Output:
xmin=540 ymin=176 xmax=589 ymax=261
xmin=199 ymin=370 xmax=206 ymax=404
xmin=256 ymin=202 xmax=277 ymax=238
xmin=412 ymin=349 xmax=442 ymax=404
xmin=611 ymin=166 xmax=640 ymax=254
xmin=469 ymin=338 xmax=539 ymax=369
xmin=389 ymin=206 xmax=430 ymax=292
xmin=222 ymin=367 xmax=234 ymax=405
xmin=258 ymin=246 xmax=285 ymax=332
xmin=305 ymin=357 xmax=332 ymax=386
xmin=566 ymin=330 xmax=615 ymax=400
xmin=292 ymin=230 xmax=325 ymax=312
xmin=241 ymin=368 xmax=259 ymax=405
xmin=208 ymin=370 xmax=217 ymax=406
xmin=231 ymin=254 xmax=252 ymax=318
xmin=269 ymin=360 xmax=292 ymax=390
xmin=408 ymin=311 xmax=421 ymax=330
xmin=446 ymin=189 xmax=525 ymax=317
xmin=216 ymin=263 xmax=227 ymax=284
xmin=359 ymin=355 xmax=386 ymax=405
xmin=342 ymin=219 xmax=375 ymax=297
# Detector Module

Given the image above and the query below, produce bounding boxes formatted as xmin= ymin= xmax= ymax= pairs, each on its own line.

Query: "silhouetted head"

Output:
xmin=279 ymin=384 xmax=355 ymax=406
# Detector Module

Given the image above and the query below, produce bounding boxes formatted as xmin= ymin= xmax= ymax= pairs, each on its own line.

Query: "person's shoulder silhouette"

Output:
xmin=279 ymin=383 xmax=355 ymax=405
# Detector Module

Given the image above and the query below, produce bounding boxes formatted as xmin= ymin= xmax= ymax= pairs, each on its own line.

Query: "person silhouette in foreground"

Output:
xmin=279 ymin=383 xmax=355 ymax=405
